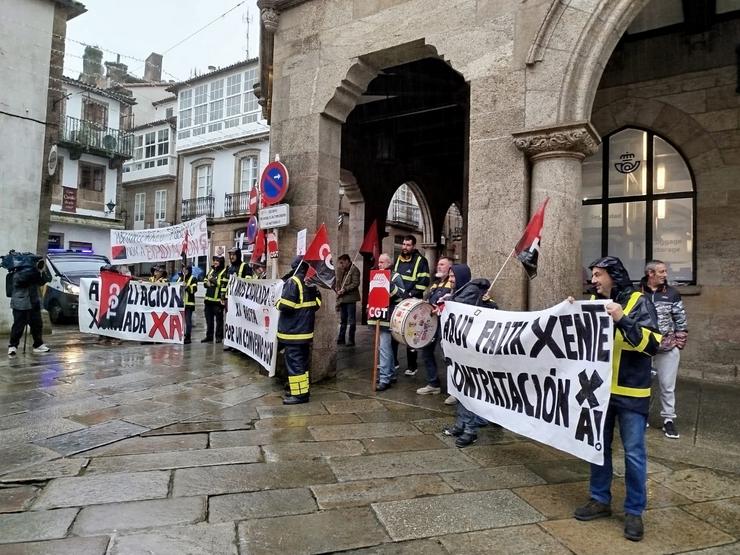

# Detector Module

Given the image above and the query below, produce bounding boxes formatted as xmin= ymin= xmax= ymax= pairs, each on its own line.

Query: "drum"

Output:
xmin=390 ymin=298 xmax=439 ymax=349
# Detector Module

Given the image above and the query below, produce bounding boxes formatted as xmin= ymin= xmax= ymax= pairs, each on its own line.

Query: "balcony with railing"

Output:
xmin=59 ymin=116 xmax=134 ymax=159
xmin=122 ymin=155 xmax=177 ymax=183
xmin=224 ymin=191 xmax=252 ymax=217
xmin=181 ymin=196 xmax=214 ymax=221
xmin=387 ymin=199 xmax=421 ymax=229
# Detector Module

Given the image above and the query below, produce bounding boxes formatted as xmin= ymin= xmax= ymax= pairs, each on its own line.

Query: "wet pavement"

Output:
xmin=0 ymin=324 xmax=738 ymax=554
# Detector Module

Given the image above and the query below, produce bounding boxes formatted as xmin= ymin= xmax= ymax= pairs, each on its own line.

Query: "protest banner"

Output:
xmin=223 ymin=275 xmax=284 ymax=375
xmin=78 ymin=278 xmax=185 ymax=343
xmin=441 ymin=299 xmax=613 ymax=464
xmin=110 ymin=216 xmax=208 ymax=265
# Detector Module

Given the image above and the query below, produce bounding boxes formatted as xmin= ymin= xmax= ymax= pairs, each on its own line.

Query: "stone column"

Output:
xmin=513 ymin=122 xmax=600 ymax=310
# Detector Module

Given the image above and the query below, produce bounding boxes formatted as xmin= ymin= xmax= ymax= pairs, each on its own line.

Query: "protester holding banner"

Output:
xmin=370 ymin=254 xmax=406 ymax=391
xmin=227 ymin=247 xmax=252 ymax=279
xmin=202 ymin=256 xmax=227 ymax=343
xmin=178 ymin=264 xmax=198 ymax=344
xmin=441 ymin=264 xmax=500 ymax=447
xmin=249 ymin=258 xmax=267 ymax=279
xmin=573 ymin=256 xmax=661 ymax=542
xmin=416 ymin=256 xmax=454 ymax=396
xmin=335 ymin=254 xmax=360 ymax=346
xmin=393 ymin=235 xmax=430 ymax=376
xmin=149 ymin=266 xmax=167 ymax=283
xmin=276 ymin=256 xmax=322 ymax=405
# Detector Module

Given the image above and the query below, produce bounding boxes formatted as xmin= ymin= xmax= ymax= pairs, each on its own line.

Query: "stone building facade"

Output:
xmin=254 ymin=0 xmax=739 ymax=382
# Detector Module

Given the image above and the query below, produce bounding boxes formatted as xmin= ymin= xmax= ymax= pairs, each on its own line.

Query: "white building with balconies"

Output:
xmin=168 ymin=59 xmax=270 ymax=260
xmin=49 ymin=76 xmax=136 ymax=255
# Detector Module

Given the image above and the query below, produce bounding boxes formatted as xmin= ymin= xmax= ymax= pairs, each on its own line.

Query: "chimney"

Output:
xmin=144 ymin=52 xmax=163 ymax=82
xmin=105 ymin=58 xmax=128 ymax=84
xmin=80 ymin=45 xmax=103 ymax=85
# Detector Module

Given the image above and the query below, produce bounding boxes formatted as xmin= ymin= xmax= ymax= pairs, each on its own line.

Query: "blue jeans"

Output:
xmin=589 ymin=404 xmax=648 ymax=515
xmin=455 ymin=403 xmax=487 ymax=435
xmin=378 ymin=328 xmax=395 ymax=385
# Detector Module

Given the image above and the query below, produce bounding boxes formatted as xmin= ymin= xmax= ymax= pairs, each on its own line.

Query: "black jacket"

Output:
xmin=228 ymin=249 xmax=252 ymax=279
xmin=450 ymin=278 xmax=498 ymax=310
xmin=394 ymin=250 xmax=430 ymax=299
xmin=591 ymin=258 xmax=661 ymax=414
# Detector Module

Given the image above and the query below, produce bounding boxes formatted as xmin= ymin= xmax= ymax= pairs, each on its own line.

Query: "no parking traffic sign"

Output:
xmin=260 ymin=161 xmax=289 ymax=207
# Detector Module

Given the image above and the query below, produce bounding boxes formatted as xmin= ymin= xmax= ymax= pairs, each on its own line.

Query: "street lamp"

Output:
xmin=105 ymin=200 xmax=116 ymax=215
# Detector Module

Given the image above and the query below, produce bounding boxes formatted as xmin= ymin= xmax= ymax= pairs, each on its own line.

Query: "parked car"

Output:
xmin=44 ymin=250 xmax=110 ymax=323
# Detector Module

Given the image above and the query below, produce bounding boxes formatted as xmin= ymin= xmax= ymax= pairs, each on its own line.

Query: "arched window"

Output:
xmin=581 ymin=127 xmax=696 ymax=283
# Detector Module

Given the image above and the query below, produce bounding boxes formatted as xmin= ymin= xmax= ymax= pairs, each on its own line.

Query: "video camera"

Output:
xmin=0 ymin=250 xmax=45 ymax=272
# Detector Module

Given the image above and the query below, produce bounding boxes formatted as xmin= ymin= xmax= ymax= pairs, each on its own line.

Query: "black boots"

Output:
xmin=283 ymin=394 xmax=310 ymax=405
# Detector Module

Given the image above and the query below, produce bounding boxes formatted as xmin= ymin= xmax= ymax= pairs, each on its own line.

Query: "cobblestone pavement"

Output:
xmin=0 ymin=325 xmax=738 ymax=554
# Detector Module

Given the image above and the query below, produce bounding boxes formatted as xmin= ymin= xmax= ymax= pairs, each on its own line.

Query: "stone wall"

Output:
xmin=592 ymin=64 xmax=740 ymax=382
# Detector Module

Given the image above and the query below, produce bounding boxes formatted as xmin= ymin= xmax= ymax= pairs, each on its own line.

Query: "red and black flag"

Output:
xmin=98 ymin=269 xmax=132 ymax=329
xmin=303 ymin=223 xmax=335 ymax=289
xmin=359 ymin=219 xmax=381 ymax=268
xmin=514 ymin=197 xmax=549 ymax=280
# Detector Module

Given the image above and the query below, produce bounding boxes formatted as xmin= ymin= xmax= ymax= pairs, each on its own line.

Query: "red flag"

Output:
xmin=250 ymin=229 xmax=266 ymax=264
xmin=303 ymin=223 xmax=335 ymax=289
xmin=180 ymin=229 xmax=190 ymax=261
xmin=359 ymin=219 xmax=380 ymax=267
xmin=514 ymin=197 xmax=549 ymax=280
xmin=98 ymin=269 xmax=132 ymax=327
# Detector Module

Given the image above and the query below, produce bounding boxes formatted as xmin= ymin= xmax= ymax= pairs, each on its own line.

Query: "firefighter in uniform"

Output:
xmin=202 ymin=255 xmax=227 ymax=343
xmin=276 ymin=256 xmax=321 ymax=405
xmin=149 ymin=265 xmax=168 ymax=283
xmin=392 ymin=234 xmax=430 ymax=374
xmin=227 ymin=247 xmax=252 ymax=278
xmin=177 ymin=264 xmax=198 ymax=344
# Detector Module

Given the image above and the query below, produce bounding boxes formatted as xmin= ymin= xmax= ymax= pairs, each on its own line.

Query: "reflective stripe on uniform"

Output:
xmin=288 ymin=372 xmax=309 ymax=395
xmin=278 ymin=331 xmax=314 ymax=341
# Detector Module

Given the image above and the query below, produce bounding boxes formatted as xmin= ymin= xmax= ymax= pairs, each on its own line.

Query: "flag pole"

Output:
xmin=338 ymin=251 xmax=363 ymax=291
xmin=372 ymin=321 xmax=380 ymax=392
xmin=486 ymin=247 xmax=516 ymax=297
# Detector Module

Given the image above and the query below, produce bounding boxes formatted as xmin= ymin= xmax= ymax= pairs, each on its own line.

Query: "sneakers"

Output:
xmin=662 ymin=420 xmax=680 ymax=439
xmin=416 ymin=384 xmax=441 ymax=395
xmin=442 ymin=425 xmax=463 ymax=437
xmin=624 ymin=514 xmax=644 ymax=541
xmin=455 ymin=432 xmax=477 ymax=448
xmin=444 ymin=395 xmax=458 ymax=405
xmin=7 ymin=346 xmax=17 ymax=357
xmin=404 ymin=368 xmax=417 ymax=376
xmin=32 ymin=344 xmax=50 ymax=354
xmin=574 ymin=499 xmax=612 ymax=521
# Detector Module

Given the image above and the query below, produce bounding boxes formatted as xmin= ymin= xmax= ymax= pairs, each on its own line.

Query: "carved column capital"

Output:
xmin=261 ymin=7 xmax=280 ymax=33
xmin=513 ymin=122 xmax=601 ymax=161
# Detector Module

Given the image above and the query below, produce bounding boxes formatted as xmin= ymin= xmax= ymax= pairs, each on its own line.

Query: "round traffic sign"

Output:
xmin=248 ymin=186 xmax=259 ymax=215
xmin=246 ymin=216 xmax=259 ymax=244
xmin=260 ymin=161 xmax=289 ymax=206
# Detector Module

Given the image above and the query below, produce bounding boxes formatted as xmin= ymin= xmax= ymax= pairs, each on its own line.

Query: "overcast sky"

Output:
xmin=64 ymin=0 xmax=260 ymax=83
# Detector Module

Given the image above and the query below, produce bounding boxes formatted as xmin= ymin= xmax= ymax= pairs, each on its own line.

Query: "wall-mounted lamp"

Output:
xmin=105 ymin=200 xmax=116 ymax=215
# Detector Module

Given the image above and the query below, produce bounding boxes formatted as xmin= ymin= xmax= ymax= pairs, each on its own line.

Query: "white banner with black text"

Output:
xmin=110 ymin=216 xmax=208 ymax=264
xmin=441 ymin=299 xmax=613 ymax=464
xmin=78 ymin=278 xmax=185 ymax=344
xmin=223 ymin=275 xmax=284 ymax=376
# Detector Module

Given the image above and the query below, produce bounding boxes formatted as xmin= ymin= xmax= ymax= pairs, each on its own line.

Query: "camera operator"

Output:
xmin=7 ymin=256 xmax=51 ymax=356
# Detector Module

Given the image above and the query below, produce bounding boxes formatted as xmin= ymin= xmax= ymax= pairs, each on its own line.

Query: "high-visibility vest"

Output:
xmin=276 ymin=275 xmax=321 ymax=343
xmin=204 ymin=268 xmax=226 ymax=301
xmin=177 ymin=275 xmax=197 ymax=307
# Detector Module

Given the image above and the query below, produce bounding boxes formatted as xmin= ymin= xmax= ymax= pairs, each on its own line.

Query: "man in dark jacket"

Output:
xmin=277 ymin=256 xmax=322 ymax=405
xmin=202 ymin=256 xmax=227 ymax=343
xmin=7 ymin=258 xmax=51 ymax=356
xmin=227 ymin=247 xmax=252 ymax=279
xmin=573 ymin=256 xmax=661 ymax=542
xmin=441 ymin=264 xmax=499 ymax=447
xmin=335 ymin=254 xmax=360 ymax=346
xmin=639 ymin=260 xmax=688 ymax=439
xmin=393 ymin=235 xmax=430 ymax=375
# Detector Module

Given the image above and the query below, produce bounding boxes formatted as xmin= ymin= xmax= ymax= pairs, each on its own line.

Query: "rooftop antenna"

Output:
xmin=243 ymin=7 xmax=252 ymax=59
